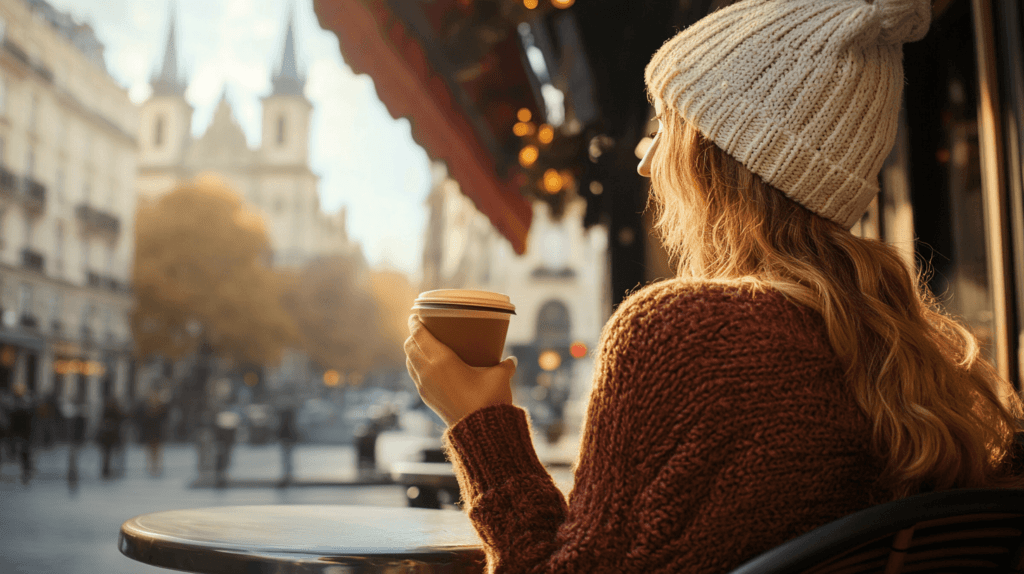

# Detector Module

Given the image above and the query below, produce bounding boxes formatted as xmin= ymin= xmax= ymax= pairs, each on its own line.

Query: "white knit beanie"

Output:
xmin=645 ymin=0 xmax=931 ymax=229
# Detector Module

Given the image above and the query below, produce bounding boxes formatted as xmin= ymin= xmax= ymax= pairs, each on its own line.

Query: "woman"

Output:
xmin=404 ymin=0 xmax=1024 ymax=572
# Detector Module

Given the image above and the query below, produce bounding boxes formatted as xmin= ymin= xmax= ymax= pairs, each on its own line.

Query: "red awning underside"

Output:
xmin=314 ymin=0 xmax=533 ymax=254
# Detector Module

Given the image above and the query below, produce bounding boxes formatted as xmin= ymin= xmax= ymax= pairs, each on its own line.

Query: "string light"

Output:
xmin=542 ymin=169 xmax=563 ymax=193
xmin=519 ymin=145 xmax=539 ymax=168
xmin=514 ymin=121 xmax=536 ymax=137
xmin=537 ymin=124 xmax=554 ymax=144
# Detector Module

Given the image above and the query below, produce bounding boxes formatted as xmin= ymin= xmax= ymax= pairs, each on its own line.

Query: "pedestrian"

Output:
xmin=97 ymin=397 xmax=125 ymax=479
xmin=35 ymin=392 xmax=60 ymax=449
xmin=403 ymin=1 xmax=1024 ymax=572
xmin=136 ymin=391 xmax=168 ymax=477
xmin=63 ymin=399 xmax=87 ymax=486
xmin=0 ymin=391 xmax=10 ymax=467
xmin=8 ymin=384 xmax=34 ymax=484
xmin=276 ymin=404 xmax=299 ymax=487
xmin=213 ymin=410 xmax=239 ymax=488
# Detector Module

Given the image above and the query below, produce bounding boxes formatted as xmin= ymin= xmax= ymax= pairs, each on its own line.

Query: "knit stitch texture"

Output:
xmin=444 ymin=280 xmax=892 ymax=573
xmin=644 ymin=0 xmax=930 ymax=229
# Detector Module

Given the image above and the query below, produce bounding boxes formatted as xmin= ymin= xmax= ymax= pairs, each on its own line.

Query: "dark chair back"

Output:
xmin=729 ymin=488 xmax=1024 ymax=574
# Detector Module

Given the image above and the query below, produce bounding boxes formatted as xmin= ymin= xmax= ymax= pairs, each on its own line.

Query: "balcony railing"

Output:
xmin=75 ymin=203 xmax=121 ymax=237
xmin=21 ymin=248 xmax=44 ymax=272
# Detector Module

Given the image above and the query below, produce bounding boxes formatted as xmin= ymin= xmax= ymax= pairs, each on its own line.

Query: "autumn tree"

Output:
xmin=367 ymin=267 xmax=418 ymax=367
xmin=284 ymin=256 xmax=417 ymax=376
xmin=131 ymin=174 xmax=299 ymax=367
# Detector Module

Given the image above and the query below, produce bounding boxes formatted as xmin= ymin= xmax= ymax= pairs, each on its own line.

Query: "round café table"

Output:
xmin=119 ymin=505 xmax=485 ymax=573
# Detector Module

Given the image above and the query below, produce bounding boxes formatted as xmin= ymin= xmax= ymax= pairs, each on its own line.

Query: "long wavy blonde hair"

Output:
xmin=649 ymin=110 xmax=1024 ymax=496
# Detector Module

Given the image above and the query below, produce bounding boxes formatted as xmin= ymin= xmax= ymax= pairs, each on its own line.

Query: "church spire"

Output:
xmin=151 ymin=5 xmax=188 ymax=96
xmin=271 ymin=10 xmax=306 ymax=96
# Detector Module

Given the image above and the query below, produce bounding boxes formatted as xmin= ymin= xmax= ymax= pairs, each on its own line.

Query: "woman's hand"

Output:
xmin=404 ymin=315 xmax=517 ymax=427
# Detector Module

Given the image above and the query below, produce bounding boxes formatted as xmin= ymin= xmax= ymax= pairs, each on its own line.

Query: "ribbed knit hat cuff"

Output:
xmin=678 ymin=87 xmax=880 ymax=229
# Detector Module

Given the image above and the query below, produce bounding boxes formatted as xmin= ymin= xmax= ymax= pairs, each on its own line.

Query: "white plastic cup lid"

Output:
xmin=412 ymin=289 xmax=516 ymax=314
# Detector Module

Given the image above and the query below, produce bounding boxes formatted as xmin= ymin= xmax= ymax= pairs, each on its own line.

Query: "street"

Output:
xmin=0 ymin=438 xmax=420 ymax=574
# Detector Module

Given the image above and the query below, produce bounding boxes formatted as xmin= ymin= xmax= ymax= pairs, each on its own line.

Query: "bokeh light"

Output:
xmin=570 ymin=341 xmax=587 ymax=359
xmin=524 ymin=0 xmax=539 ymax=9
xmin=519 ymin=145 xmax=539 ymax=168
xmin=542 ymin=169 xmax=563 ymax=193
xmin=517 ymin=108 xmax=532 ymax=122
xmin=538 ymin=124 xmax=554 ymax=144
xmin=552 ymin=0 xmax=575 ymax=8
xmin=538 ymin=349 xmax=562 ymax=371
xmin=513 ymin=121 xmax=536 ymax=137
xmin=323 ymin=369 xmax=341 ymax=387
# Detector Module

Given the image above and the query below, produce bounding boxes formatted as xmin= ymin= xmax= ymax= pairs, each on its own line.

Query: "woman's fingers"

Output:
xmin=406 ymin=315 xmax=457 ymax=362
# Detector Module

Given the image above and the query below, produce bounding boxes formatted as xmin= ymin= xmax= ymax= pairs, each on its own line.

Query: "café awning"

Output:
xmin=313 ymin=0 xmax=533 ymax=254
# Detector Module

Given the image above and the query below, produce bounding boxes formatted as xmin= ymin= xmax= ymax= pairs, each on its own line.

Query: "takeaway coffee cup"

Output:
xmin=411 ymin=289 xmax=516 ymax=367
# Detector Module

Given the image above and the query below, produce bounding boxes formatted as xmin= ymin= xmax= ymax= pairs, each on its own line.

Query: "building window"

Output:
xmin=55 ymin=223 xmax=64 ymax=276
xmin=29 ymin=95 xmax=39 ymax=131
xmin=25 ymin=147 xmax=34 ymax=178
xmin=24 ymin=218 xmax=34 ymax=248
xmin=277 ymin=115 xmax=286 ymax=145
xmin=49 ymin=292 xmax=61 ymax=325
xmin=55 ymin=168 xmax=64 ymax=203
xmin=81 ymin=301 xmax=94 ymax=335
xmin=154 ymin=115 xmax=164 ymax=147
xmin=104 ymin=244 xmax=114 ymax=276
xmin=18 ymin=283 xmax=32 ymax=316
xmin=81 ymin=241 xmax=90 ymax=273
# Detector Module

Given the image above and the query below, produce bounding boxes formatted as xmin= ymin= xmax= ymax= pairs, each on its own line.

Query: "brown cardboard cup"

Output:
xmin=412 ymin=290 xmax=516 ymax=368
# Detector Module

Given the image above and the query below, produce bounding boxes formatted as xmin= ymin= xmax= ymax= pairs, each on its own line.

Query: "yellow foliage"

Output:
xmin=283 ymin=257 xmax=417 ymax=375
xmin=131 ymin=175 xmax=299 ymax=366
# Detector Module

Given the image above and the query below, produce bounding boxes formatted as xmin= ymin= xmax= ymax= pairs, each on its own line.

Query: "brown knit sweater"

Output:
xmin=444 ymin=280 xmax=893 ymax=573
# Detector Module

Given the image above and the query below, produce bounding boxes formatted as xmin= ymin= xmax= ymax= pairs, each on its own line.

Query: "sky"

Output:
xmin=55 ymin=0 xmax=433 ymax=277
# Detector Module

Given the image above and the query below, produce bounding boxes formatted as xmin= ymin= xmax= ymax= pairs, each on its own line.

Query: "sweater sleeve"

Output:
xmin=443 ymin=281 xmax=884 ymax=574
xmin=442 ymin=282 xmax=752 ymax=573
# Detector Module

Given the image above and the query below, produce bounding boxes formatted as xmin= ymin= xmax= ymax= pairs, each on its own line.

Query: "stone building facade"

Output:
xmin=136 ymin=15 xmax=351 ymax=267
xmin=0 ymin=0 xmax=138 ymax=413
xmin=134 ymin=13 xmax=358 ymax=404
xmin=421 ymin=161 xmax=609 ymax=438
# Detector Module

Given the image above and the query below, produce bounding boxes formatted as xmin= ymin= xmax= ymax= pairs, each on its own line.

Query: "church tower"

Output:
xmin=260 ymin=14 xmax=311 ymax=166
xmin=138 ymin=7 xmax=193 ymax=197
